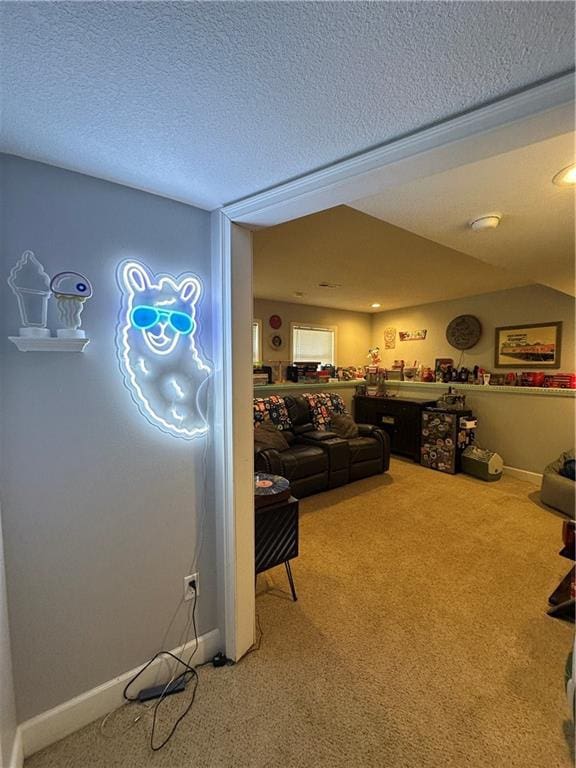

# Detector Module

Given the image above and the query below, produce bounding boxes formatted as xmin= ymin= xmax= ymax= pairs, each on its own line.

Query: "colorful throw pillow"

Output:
xmin=331 ymin=414 xmax=359 ymax=439
xmin=303 ymin=392 xmax=349 ymax=430
xmin=328 ymin=393 xmax=348 ymax=416
xmin=253 ymin=395 xmax=292 ymax=431
xmin=254 ymin=422 xmax=290 ymax=452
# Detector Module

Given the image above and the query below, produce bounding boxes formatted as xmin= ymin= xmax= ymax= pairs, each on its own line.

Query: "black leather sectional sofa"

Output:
xmin=254 ymin=393 xmax=390 ymax=498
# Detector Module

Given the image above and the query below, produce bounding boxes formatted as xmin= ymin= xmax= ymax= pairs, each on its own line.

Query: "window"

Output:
xmin=292 ymin=324 xmax=335 ymax=366
xmin=252 ymin=319 xmax=262 ymax=364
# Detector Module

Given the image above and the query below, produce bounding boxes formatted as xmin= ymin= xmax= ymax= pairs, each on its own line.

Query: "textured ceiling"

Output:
xmin=253 ymin=206 xmax=527 ymax=312
xmin=351 ymin=133 xmax=575 ymax=296
xmin=1 ymin=1 xmax=574 ymax=210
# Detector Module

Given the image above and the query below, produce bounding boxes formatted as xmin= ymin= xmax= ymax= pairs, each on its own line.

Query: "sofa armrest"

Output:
xmin=357 ymin=423 xmax=379 ymax=437
xmin=254 ymin=447 xmax=283 ymax=476
xmin=298 ymin=430 xmax=340 ymax=443
xmin=357 ymin=424 xmax=391 ymax=471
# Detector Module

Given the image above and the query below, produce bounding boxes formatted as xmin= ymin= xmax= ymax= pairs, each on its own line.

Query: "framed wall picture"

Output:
xmin=494 ymin=322 xmax=562 ymax=368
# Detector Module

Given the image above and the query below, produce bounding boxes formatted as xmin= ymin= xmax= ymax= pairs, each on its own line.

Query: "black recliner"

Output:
xmin=254 ymin=393 xmax=390 ymax=499
xmin=284 ymin=394 xmax=390 ymax=485
xmin=254 ymin=439 xmax=329 ymax=498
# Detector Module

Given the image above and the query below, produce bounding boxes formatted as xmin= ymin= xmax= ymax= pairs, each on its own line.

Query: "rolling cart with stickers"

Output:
xmin=420 ymin=406 xmax=477 ymax=474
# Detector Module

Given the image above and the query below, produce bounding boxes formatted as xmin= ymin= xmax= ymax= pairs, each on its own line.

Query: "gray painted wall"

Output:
xmin=0 ymin=155 xmax=217 ymax=721
xmin=0 ymin=502 xmax=17 ymax=768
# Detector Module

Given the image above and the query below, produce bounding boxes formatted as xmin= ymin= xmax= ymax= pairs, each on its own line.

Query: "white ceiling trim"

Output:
xmin=223 ymin=72 xmax=575 ymax=227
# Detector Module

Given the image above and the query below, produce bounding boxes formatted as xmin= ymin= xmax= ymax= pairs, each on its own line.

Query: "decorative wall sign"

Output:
xmin=383 ymin=327 xmax=396 ymax=349
xmin=494 ymin=322 xmax=562 ymax=369
xmin=50 ymin=271 xmax=93 ymax=338
xmin=446 ymin=315 xmax=482 ymax=350
xmin=8 ymin=250 xmax=51 ymax=334
xmin=7 ymin=251 xmax=92 ymax=352
xmin=399 ymin=329 xmax=427 ymax=342
xmin=116 ymin=260 xmax=210 ymax=439
xmin=269 ymin=314 xmax=282 ymax=330
xmin=269 ymin=333 xmax=284 ymax=350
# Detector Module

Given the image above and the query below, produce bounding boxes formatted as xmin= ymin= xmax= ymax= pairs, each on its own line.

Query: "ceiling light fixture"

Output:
xmin=470 ymin=214 xmax=501 ymax=231
xmin=318 ymin=282 xmax=342 ymax=289
xmin=553 ymin=163 xmax=576 ymax=187
xmin=371 ymin=303 xmax=381 ymax=308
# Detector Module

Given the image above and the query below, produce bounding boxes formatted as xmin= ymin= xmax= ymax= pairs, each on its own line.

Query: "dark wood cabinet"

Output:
xmin=354 ymin=395 xmax=436 ymax=462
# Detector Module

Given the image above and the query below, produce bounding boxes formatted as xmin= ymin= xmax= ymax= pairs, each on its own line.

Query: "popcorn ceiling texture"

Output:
xmin=1 ymin=1 xmax=574 ymax=210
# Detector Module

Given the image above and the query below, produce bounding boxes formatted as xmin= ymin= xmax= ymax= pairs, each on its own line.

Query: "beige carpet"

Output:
xmin=26 ymin=459 xmax=574 ymax=768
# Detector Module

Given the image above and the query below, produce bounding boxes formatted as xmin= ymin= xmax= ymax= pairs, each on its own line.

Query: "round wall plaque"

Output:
xmin=446 ymin=315 xmax=482 ymax=350
xmin=269 ymin=314 xmax=282 ymax=329
xmin=269 ymin=333 xmax=284 ymax=350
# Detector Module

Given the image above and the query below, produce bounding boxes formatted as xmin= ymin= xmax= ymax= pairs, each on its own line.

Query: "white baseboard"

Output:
xmin=20 ymin=627 xmax=221 ymax=759
xmin=9 ymin=728 xmax=23 ymax=768
xmin=503 ymin=465 xmax=543 ymax=485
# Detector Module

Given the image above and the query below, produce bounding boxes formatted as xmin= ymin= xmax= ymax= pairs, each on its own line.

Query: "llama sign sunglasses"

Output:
xmin=130 ymin=305 xmax=195 ymax=335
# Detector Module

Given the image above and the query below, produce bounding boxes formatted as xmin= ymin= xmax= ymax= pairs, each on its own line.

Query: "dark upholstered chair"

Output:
xmin=254 ymin=392 xmax=390 ymax=498
xmin=284 ymin=394 xmax=390 ymax=484
xmin=255 ymin=441 xmax=329 ymax=498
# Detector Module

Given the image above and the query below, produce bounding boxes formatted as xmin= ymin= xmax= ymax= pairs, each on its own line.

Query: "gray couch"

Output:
xmin=541 ymin=450 xmax=575 ymax=518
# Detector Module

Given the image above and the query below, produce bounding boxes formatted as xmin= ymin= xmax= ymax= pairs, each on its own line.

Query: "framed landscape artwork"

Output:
xmin=494 ymin=322 xmax=562 ymax=368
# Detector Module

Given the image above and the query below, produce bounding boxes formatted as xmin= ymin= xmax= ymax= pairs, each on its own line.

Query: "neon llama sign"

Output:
xmin=116 ymin=260 xmax=210 ymax=439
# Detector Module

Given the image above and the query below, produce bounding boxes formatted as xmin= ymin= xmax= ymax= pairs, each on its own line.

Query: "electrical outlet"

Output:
xmin=183 ymin=572 xmax=199 ymax=601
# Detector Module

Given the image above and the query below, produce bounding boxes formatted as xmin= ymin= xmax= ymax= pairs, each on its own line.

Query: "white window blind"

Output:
xmin=292 ymin=325 xmax=335 ymax=365
xmin=252 ymin=320 xmax=261 ymax=364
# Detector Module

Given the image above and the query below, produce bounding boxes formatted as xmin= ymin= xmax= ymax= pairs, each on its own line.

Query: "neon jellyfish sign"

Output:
xmin=116 ymin=260 xmax=210 ymax=439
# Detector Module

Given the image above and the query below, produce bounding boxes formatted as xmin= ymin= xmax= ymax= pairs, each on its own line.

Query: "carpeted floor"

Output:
xmin=26 ymin=459 xmax=573 ymax=768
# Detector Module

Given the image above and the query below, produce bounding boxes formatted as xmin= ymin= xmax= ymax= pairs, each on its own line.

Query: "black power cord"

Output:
xmin=123 ymin=585 xmax=200 ymax=751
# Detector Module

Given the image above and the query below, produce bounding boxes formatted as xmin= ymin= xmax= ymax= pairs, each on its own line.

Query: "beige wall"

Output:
xmin=254 ymin=287 xmax=575 ymax=474
xmin=383 ymin=381 xmax=574 ymax=475
xmin=372 ymin=284 xmax=575 ymax=473
xmin=254 ymin=298 xmax=372 ymax=367
xmin=371 ymin=284 xmax=575 ymax=372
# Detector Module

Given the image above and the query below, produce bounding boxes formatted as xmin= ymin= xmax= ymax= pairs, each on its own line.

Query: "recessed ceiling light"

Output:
xmin=371 ymin=303 xmax=381 ymax=308
xmin=294 ymin=291 xmax=305 ymax=297
xmin=470 ymin=214 xmax=501 ymax=231
xmin=553 ymin=163 xmax=576 ymax=187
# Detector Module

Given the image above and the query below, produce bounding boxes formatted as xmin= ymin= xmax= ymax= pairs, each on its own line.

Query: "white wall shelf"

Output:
xmin=9 ymin=337 xmax=90 ymax=352
xmin=254 ymin=379 xmax=575 ymax=398
xmin=383 ymin=380 xmax=576 ymax=398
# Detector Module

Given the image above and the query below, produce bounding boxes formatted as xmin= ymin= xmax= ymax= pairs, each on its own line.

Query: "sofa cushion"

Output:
xmin=331 ymin=414 xmax=359 ymax=439
xmin=303 ymin=392 xmax=348 ymax=430
xmin=347 ymin=436 xmax=382 ymax=463
xmin=285 ymin=394 xmax=312 ymax=428
xmin=254 ymin=422 xmax=290 ymax=452
xmin=253 ymin=395 xmax=293 ymax=431
xmin=280 ymin=445 xmax=329 ymax=480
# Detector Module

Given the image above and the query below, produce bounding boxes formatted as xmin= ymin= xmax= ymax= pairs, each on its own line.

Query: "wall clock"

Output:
xmin=269 ymin=314 xmax=282 ymax=330
xmin=446 ymin=315 xmax=482 ymax=350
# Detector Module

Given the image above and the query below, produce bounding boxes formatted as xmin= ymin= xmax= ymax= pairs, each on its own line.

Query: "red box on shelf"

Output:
xmin=543 ymin=373 xmax=576 ymax=389
xmin=520 ymin=371 xmax=546 ymax=387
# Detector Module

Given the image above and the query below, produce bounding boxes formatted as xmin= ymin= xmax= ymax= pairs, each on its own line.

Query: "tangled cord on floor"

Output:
xmin=100 ymin=607 xmax=264 ymax=751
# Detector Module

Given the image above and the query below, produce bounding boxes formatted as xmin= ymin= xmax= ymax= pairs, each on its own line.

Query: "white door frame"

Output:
xmin=213 ymin=72 xmax=574 ymax=660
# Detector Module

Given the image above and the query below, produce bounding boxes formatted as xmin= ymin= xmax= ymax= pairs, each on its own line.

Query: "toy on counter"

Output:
xmin=367 ymin=347 xmax=381 ymax=365
xmin=341 ymin=366 xmax=360 ymax=381
xmin=50 ymin=271 xmax=93 ymax=338
xmin=421 ymin=367 xmax=435 ymax=382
